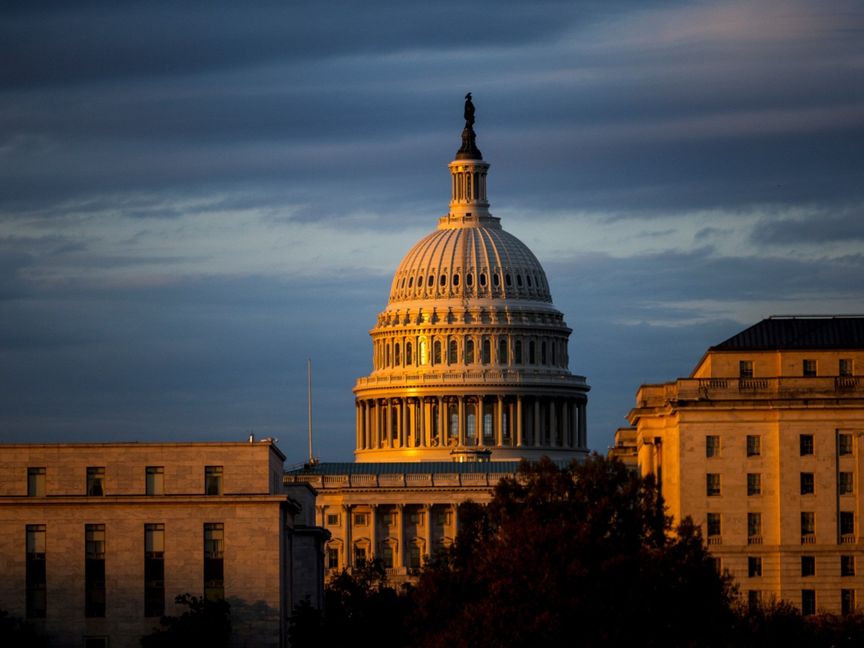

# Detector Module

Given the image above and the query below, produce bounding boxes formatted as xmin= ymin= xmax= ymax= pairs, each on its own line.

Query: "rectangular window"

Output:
xmin=800 ymin=472 xmax=814 ymax=495
xmin=706 ymin=512 xmax=721 ymax=538
xmin=800 ymin=434 xmax=814 ymax=456
xmin=408 ymin=543 xmax=422 ymax=569
xmin=86 ymin=467 xmax=105 ymax=496
xmin=801 ymin=589 xmax=816 ymax=616
xmin=711 ymin=557 xmax=722 ymax=573
xmin=748 ymin=590 xmax=761 ymax=612
xmin=747 ymin=473 xmax=762 ymax=496
xmin=203 ymin=523 xmax=224 ymax=602
xmin=746 ymin=435 xmax=761 ymax=457
xmin=748 ymin=556 xmax=762 ymax=577
xmin=146 ymin=466 xmax=164 ymax=496
xmin=27 ymin=467 xmax=46 ymax=497
xmin=144 ymin=524 xmax=165 ymax=617
xmin=408 ymin=511 xmax=422 ymax=525
xmin=26 ymin=525 xmax=47 ymax=618
xmin=839 ymin=472 xmax=854 ymax=495
xmin=205 ymin=466 xmax=223 ymax=495
xmin=803 ymin=359 xmax=817 ymax=376
xmin=801 ymin=512 xmax=815 ymax=541
xmin=326 ymin=514 xmax=340 ymax=526
xmin=706 ymin=435 xmax=720 ymax=458
xmin=748 ymin=512 xmax=762 ymax=541
xmin=706 ymin=473 xmax=721 ymax=496
xmin=353 ymin=512 xmax=368 ymax=526
xmin=327 ymin=547 xmax=339 ymax=569
xmin=842 ymin=589 xmax=856 ymax=616
xmin=354 ymin=545 xmax=367 ymax=567
xmin=436 ymin=510 xmax=452 ymax=526
xmin=801 ymin=555 xmax=816 ymax=577
xmin=839 ymin=359 xmax=853 ymax=377
xmin=381 ymin=544 xmax=394 ymax=569
xmin=840 ymin=511 xmax=855 ymax=538
xmin=842 ymin=555 xmax=855 ymax=577
xmin=85 ymin=524 xmax=106 ymax=617
xmin=839 ymin=433 xmax=854 ymax=455
xmin=739 ymin=360 xmax=753 ymax=378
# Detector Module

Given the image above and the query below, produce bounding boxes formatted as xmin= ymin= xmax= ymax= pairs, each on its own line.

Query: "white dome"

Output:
xmin=388 ymin=220 xmax=552 ymax=305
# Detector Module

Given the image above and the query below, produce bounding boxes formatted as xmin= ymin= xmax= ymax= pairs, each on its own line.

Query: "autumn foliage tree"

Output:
xmin=409 ymin=455 xmax=736 ymax=647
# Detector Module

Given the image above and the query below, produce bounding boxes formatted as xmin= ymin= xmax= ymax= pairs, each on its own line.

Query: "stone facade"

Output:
xmin=617 ymin=316 xmax=864 ymax=615
xmin=0 ymin=441 xmax=326 ymax=647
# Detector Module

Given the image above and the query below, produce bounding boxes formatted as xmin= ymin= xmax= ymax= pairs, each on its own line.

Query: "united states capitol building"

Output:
xmin=286 ymin=97 xmax=590 ymax=579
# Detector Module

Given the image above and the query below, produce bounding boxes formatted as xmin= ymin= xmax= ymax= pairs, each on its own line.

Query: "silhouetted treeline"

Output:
xmin=290 ymin=455 xmax=864 ymax=648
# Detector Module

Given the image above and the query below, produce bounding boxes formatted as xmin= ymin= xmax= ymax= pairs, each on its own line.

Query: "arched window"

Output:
xmin=526 ymin=275 xmax=532 ymax=287
xmin=433 ymin=340 xmax=442 ymax=364
xmin=481 ymin=337 xmax=491 ymax=364
xmin=406 ymin=342 xmax=413 ymax=365
xmin=516 ymin=274 xmax=523 ymax=287
xmin=453 ymin=274 xmax=460 ymax=287
xmin=394 ymin=343 xmax=401 ymax=366
xmin=449 ymin=405 xmax=459 ymax=438
xmin=479 ymin=273 xmax=487 ymax=287
xmin=493 ymin=273 xmax=500 ymax=287
xmin=386 ymin=344 xmax=391 ymax=367
xmin=408 ymin=276 xmax=414 ymax=288
xmin=529 ymin=340 xmax=536 ymax=364
xmin=466 ymin=339 xmax=475 ymax=364
xmin=427 ymin=275 xmax=434 ymax=287
xmin=551 ymin=342 xmax=556 ymax=366
xmin=505 ymin=273 xmax=512 ymax=286
xmin=484 ymin=412 xmax=493 ymax=439
xmin=448 ymin=339 xmax=458 ymax=364
xmin=541 ymin=341 xmax=547 ymax=365
xmin=440 ymin=274 xmax=446 ymax=287
xmin=498 ymin=338 xmax=508 ymax=364
xmin=466 ymin=273 xmax=473 ymax=287
xmin=466 ymin=409 xmax=476 ymax=441
xmin=419 ymin=338 xmax=428 ymax=365
xmin=515 ymin=339 xmax=523 ymax=364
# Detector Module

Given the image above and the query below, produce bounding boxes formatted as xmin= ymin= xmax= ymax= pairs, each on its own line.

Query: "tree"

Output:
xmin=410 ymin=455 xmax=736 ymax=647
xmin=140 ymin=594 xmax=230 ymax=648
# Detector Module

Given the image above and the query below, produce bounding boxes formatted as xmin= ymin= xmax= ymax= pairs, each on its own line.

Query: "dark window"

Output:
xmin=465 ymin=339 xmax=475 ymax=364
xmin=326 ymin=514 xmax=339 ymax=526
xmin=433 ymin=340 xmax=442 ymax=365
xmin=706 ymin=473 xmax=721 ymax=496
xmin=505 ymin=273 xmax=512 ymax=287
xmin=381 ymin=544 xmax=394 ymax=569
xmin=144 ymin=524 xmax=165 ymax=617
xmin=354 ymin=546 xmax=367 ymax=567
xmin=541 ymin=341 xmax=547 ymax=364
xmin=26 ymin=525 xmax=47 ymax=618
xmin=205 ymin=466 xmax=223 ymax=495
xmin=748 ymin=556 xmax=762 ymax=577
xmin=801 ymin=512 xmax=815 ymax=537
xmin=204 ymin=523 xmax=224 ymax=602
xmin=706 ymin=513 xmax=721 ymax=537
xmin=448 ymin=340 xmax=458 ymax=364
xmin=479 ymin=273 xmax=486 ymax=287
xmin=498 ymin=338 xmax=508 ymax=364
xmin=842 ymin=589 xmax=856 ymax=615
xmin=748 ymin=590 xmax=761 ymax=612
xmin=800 ymin=472 xmax=814 ymax=495
xmin=529 ymin=341 xmax=536 ymax=364
xmin=746 ymin=435 xmax=761 ymax=457
xmin=839 ymin=472 xmax=854 ymax=495
xmin=27 ymin=467 xmax=46 ymax=497
xmin=353 ymin=513 xmax=368 ymax=526
xmin=800 ymin=434 xmax=814 ymax=456
xmin=840 ymin=511 xmax=855 ymax=536
xmin=408 ymin=544 xmax=422 ymax=569
xmin=839 ymin=433 xmax=853 ymax=455
xmin=840 ymin=359 xmax=853 ymax=376
xmin=453 ymin=274 xmax=459 ymax=287
xmin=802 ymin=589 xmax=816 ymax=616
xmin=427 ymin=274 xmax=434 ymax=287
xmin=481 ymin=338 xmax=490 ymax=364
xmin=85 ymin=524 xmax=106 ymax=617
xmin=87 ymin=467 xmax=105 ymax=496
xmin=492 ymin=273 xmax=500 ymax=287
xmin=466 ymin=273 xmax=473 ymax=287
xmin=706 ymin=435 xmax=720 ymax=458
xmin=406 ymin=342 xmax=413 ymax=365
xmin=514 ymin=340 xmax=522 ymax=364
xmin=803 ymin=359 xmax=817 ymax=376
xmin=440 ymin=273 xmax=446 ymax=287
xmin=842 ymin=555 xmax=855 ymax=577
xmin=748 ymin=512 xmax=762 ymax=539
xmin=747 ymin=473 xmax=761 ymax=496
xmin=146 ymin=466 xmax=164 ymax=496
xmin=394 ymin=343 xmax=401 ymax=366
xmin=802 ymin=555 xmax=815 ymax=577
xmin=327 ymin=547 xmax=339 ymax=569
xmin=739 ymin=360 xmax=753 ymax=378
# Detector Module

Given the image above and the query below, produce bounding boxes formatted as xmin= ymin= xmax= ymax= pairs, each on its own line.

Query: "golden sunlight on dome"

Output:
xmin=353 ymin=96 xmax=589 ymax=463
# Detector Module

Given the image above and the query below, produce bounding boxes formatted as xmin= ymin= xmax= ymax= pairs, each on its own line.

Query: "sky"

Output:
xmin=2 ymin=0 xmax=863 ymax=463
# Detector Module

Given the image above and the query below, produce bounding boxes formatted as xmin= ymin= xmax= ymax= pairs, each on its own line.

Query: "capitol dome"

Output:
xmin=353 ymin=101 xmax=589 ymax=462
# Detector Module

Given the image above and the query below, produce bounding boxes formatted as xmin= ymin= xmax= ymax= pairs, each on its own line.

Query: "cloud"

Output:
xmin=751 ymin=209 xmax=864 ymax=244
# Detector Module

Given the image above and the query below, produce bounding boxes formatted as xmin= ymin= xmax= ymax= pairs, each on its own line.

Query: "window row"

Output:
xmin=24 ymin=522 xmax=224 ymax=619
xmin=25 ymin=465 xmax=225 ymax=497
xmin=707 ymin=471 xmax=854 ymax=497
xmin=746 ymin=555 xmax=856 ymax=579
xmin=705 ymin=511 xmax=856 ymax=542
xmin=739 ymin=358 xmax=855 ymax=378
xmin=746 ymin=589 xmax=857 ymax=616
xmin=325 ymin=509 xmax=452 ymax=528
xmin=394 ymin=267 xmax=548 ymax=298
xmin=705 ymin=433 xmax=854 ymax=458
xmin=375 ymin=334 xmax=568 ymax=369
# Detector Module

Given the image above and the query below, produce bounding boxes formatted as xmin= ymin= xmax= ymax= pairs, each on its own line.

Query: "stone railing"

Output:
xmin=286 ymin=470 xmax=510 ymax=490
xmin=355 ymin=369 xmax=588 ymax=389
xmin=638 ymin=376 xmax=863 ymax=406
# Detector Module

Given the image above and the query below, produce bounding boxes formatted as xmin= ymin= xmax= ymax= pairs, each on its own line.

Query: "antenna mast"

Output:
xmin=307 ymin=358 xmax=316 ymax=465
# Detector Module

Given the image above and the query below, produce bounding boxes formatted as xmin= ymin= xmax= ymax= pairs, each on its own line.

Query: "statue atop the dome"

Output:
xmin=456 ymin=92 xmax=483 ymax=160
xmin=464 ymin=93 xmax=475 ymax=128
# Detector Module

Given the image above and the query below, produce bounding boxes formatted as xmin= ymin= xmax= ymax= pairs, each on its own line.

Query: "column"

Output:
xmin=356 ymin=402 xmax=361 ymax=450
xmin=437 ymin=397 xmax=444 ymax=445
xmin=516 ymin=396 xmax=523 ymax=447
xmin=496 ymin=395 xmax=504 ymax=447
xmin=423 ymin=504 xmax=432 ymax=563
xmin=395 ymin=504 xmax=404 ymax=569
xmin=420 ymin=399 xmax=428 ymax=447
xmin=478 ymin=397 xmax=485 ymax=447
xmin=533 ymin=398 xmax=541 ymax=447
xmin=578 ymin=402 xmax=587 ymax=448
xmin=550 ymin=400 xmax=558 ymax=447
xmin=343 ymin=505 xmax=353 ymax=568
xmin=562 ymin=400 xmax=570 ymax=448
xmin=458 ymin=396 xmax=465 ymax=446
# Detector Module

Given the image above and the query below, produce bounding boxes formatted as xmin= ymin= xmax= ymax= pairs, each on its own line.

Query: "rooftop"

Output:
xmin=712 ymin=316 xmax=864 ymax=351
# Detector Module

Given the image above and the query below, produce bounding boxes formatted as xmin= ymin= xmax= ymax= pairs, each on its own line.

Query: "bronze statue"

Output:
xmin=464 ymin=92 xmax=475 ymax=128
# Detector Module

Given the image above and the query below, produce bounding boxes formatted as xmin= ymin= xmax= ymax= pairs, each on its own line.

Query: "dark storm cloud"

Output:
xmin=751 ymin=209 xmax=864 ymax=245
